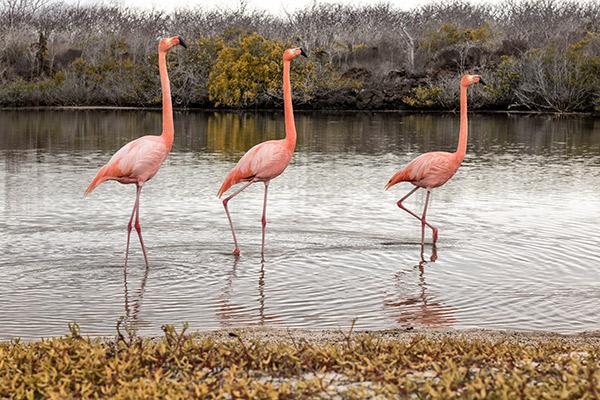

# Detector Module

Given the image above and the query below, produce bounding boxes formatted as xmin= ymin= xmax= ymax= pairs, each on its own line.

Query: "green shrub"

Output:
xmin=207 ymin=32 xmax=325 ymax=108
xmin=402 ymin=85 xmax=443 ymax=108
xmin=208 ymin=32 xmax=288 ymax=107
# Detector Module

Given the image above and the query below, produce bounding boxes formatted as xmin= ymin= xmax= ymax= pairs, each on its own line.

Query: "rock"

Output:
xmin=315 ymin=87 xmax=358 ymax=109
xmin=357 ymin=88 xmax=384 ymax=109
xmin=341 ymin=67 xmax=372 ymax=82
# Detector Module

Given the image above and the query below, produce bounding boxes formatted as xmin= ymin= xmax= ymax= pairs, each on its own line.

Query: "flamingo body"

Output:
xmin=385 ymin=151 xmax=459 ymax=190
xmin=218 ymin=140 xmax=292 ymax=197
xmin=85 ymin=136 xmax=169 ymax=194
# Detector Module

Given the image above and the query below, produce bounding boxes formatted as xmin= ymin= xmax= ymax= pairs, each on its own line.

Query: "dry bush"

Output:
xmin=2 ymin=0 xmax=600 ymax=109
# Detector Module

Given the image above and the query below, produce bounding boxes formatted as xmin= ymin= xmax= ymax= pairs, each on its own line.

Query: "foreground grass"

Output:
xmin=1 ymin=324 xmax=599 ymax=399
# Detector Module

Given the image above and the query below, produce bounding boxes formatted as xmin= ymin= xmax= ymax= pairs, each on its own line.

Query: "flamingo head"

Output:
xmin=461 ymin=74 xmax=486 ymax=87
xmin=158 ymin=36 xmax=187 ymax=52
xmin=283 ymin=47 xmax=308 ymax=61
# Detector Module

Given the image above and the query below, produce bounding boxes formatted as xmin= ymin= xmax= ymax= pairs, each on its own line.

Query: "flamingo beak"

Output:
xmin=300 ymin=48 xmax=308 ymax=57
xmin=478 ymin=77 xmax=487 ymax=86
xmin=178 ymin=36 xmax=187 ymax=49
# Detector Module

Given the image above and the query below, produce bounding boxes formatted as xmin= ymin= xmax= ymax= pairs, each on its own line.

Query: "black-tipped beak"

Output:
xmin=178 ymin=36 xmax=187 ymax=49
xmin=479 ymin=77 xmax=487 ymax=86
xmin=300 ymin=48 xmax=308 ymax=57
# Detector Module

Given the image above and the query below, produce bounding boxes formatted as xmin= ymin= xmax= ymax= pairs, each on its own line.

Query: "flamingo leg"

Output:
xmin=133 ymin=185 xmax=149 ymax=267
xmin=419 ymin=241 xmax=438 ymax=267
xmin=124 ymin=185 xmax=140 ymax=268
xmin=396 ymin=187 xmax=438 ymax=242
xmin=420 ymin=190 xmax=432 ymax=245
xmin=222 ymin=180 xmax=254 ymax=256
xmin=261 ymin=181 xmax=270 ymax=257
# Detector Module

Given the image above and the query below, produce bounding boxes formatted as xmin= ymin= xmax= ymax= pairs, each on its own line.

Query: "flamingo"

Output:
xmin=217 ymin=47 xmax=307 ymax=257
xmin=385 ymin=74 xmax=485 ymax=245
xmin=84 ymin=36 xmax=187 ymax=267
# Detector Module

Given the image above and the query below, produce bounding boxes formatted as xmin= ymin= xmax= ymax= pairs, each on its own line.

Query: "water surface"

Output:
xmin=1 ymin=110 xmax=599 ymax=339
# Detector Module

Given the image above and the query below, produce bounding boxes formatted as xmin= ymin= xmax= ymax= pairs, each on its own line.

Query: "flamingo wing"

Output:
xmin=385 ymin=151 xmax=456 ymax=190
xmin=217 ymin=140 xmax=291 ymax=197
xmin=85 ymin=136 xmax=168 ymax=195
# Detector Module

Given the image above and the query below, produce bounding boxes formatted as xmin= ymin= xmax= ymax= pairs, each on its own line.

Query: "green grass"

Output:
xmin=1 ymin=323 xmax=599 ymax=399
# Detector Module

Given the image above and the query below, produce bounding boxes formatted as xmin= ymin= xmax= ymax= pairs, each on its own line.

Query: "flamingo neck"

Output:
xmin=283 ymin=60 xmax=296 ymax=152
xmin=455 ymin=84 xmax=468 ymax=162
xmin=159 ymin=50 xmax=174 ymax=150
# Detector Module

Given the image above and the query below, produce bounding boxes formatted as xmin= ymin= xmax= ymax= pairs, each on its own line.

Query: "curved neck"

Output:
xmin=455 ymin=84 xmax=468 ymax=162
xmin=159 ymin=50 xmax=174 ymax=149
xmin=283 ymin=60 xmax=296 ymax=152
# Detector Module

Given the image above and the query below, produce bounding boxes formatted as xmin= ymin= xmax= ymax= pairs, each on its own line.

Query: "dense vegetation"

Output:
xmin=3 ymin=0 xmax=600 ymax=111
xmin=1 ymin=324 xmax=599 ymax=398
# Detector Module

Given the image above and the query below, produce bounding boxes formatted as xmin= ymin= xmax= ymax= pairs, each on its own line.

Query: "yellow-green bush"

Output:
xmin=208 ymin=32 xmax=314 ymax=107
xmin=209 ymin=32 xmax=286 ymax=106
xmin=402 ymin=85 xmax=444 ymax=108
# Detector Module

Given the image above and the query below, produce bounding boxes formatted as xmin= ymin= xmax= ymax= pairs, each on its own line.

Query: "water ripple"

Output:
xmin=1 ymin=111 xmax=600 ymax=338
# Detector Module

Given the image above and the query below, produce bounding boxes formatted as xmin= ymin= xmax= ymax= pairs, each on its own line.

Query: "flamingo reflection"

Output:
xmin=119 ymin=264 xmax=150 ymax=338
xmin=384 ymin=252 xmax=455 ymax=328
xmin=217 ymin=260 xmax=280 ymax=327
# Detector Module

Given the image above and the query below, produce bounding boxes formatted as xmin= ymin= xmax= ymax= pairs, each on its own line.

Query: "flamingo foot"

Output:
xmin=430 ymin=243 xmax=438 ymax=262
xmin=232 ymin=247 xmax=241 ymax=256
xmin=430 ymin=251 xmax=438 ymax=262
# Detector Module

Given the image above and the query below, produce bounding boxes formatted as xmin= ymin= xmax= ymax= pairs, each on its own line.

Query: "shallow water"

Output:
xmin=1 ymin=110 xmax=599 ymax=339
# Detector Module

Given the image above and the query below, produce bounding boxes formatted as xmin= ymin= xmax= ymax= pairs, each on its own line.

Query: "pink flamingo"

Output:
xmin=385 ymin=74 xmax=485 ymax=245
xmin=84 ymin=36 xmax=187 ymax=267
xmin=217 ymin=47 xmax=307 ymax=256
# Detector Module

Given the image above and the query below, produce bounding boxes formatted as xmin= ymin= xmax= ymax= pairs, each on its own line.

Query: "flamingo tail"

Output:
xmin=217 ymin=173 xmax=236 ymax=198
xmin=84 ymin=165 xmax=113 ymax=196
xmin=385 ymin=170 xmax=410 ymax=190
xmin=217 ymin=168 xmax=249 ymax=198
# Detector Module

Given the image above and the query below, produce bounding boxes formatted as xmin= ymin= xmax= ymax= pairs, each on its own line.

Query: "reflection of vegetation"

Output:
xmin=1 ymin=111 xmax=600 ymax=159
xmin=205 ymin=112 xmax=282 ymax=155
xmin=1 ymin=108 xmax=599 ymax=175
xmin=2 ymin=324 xmax=599 ymax=398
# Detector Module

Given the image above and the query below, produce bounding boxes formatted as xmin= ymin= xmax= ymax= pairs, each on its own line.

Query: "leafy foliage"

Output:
xmin=208 ymin=32 xmax=322 ymax=107
xmin=403 ymin=85 xmax=444 ymax=108
xmin=208 ymin=32 xmax=287 ymax=107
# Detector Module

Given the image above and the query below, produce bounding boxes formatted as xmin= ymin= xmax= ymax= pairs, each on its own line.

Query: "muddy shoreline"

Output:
xmin=195 ymin=327 xmax=600 ymax=346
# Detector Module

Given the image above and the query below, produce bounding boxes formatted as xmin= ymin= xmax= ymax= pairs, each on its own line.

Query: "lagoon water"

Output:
xmin=1 ymin=110 xmax=599 ymax=339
